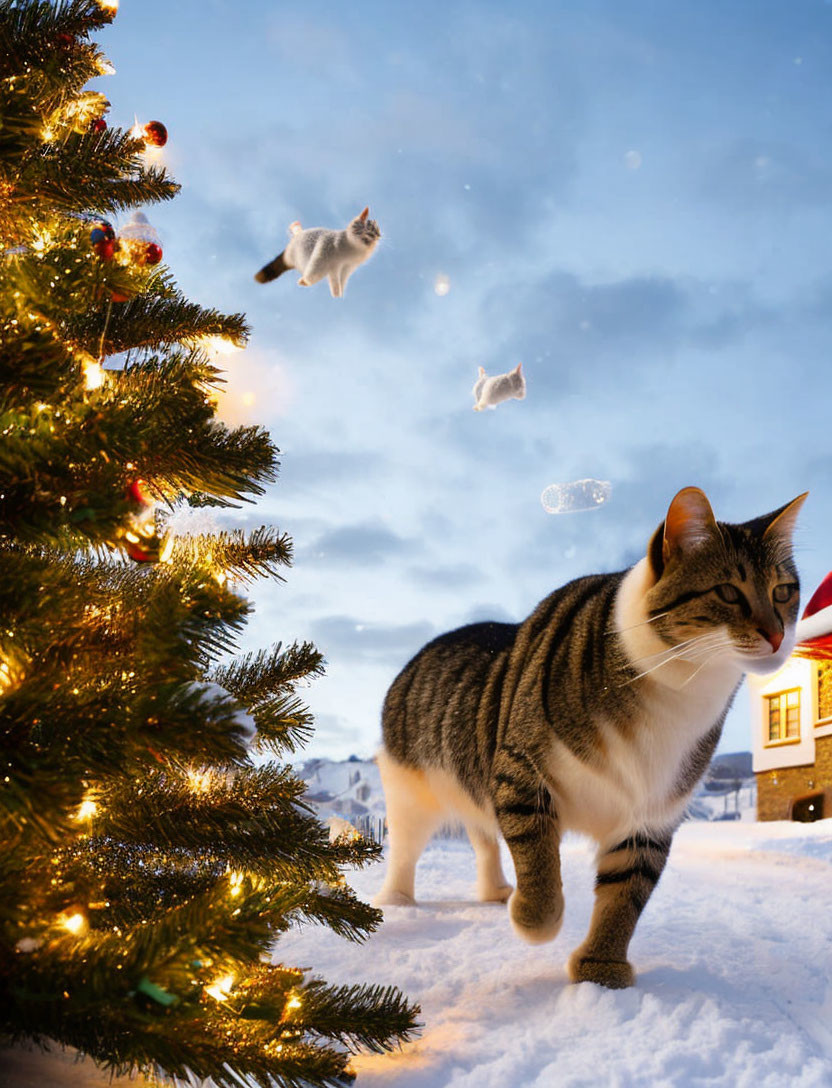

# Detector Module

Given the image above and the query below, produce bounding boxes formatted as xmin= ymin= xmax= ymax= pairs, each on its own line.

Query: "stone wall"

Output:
xmin=755 ymin=734 xmax=832 ymax=821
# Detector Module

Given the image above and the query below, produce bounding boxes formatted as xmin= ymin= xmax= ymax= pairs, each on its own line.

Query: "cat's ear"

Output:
xmin=760 ymin=492 xmax=808 ymax=545
xmin=478 ymin=366 xmax=486 ymax=376
xmin=648 ymin=487 xmax=718 ymax=578
xmin=663 ymin=487 xmax=718 ymax=560
xmin=513 ymin=363 xmax=523 ymax=374
xmin=359 ymin=207 xmax=369 ymax=221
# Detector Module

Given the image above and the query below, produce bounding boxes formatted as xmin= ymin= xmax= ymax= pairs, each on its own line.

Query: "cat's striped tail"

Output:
xmin=254 ymin=250 xmax=289 ymax=284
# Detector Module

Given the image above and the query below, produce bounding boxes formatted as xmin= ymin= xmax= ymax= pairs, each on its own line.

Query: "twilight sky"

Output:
xmin=98 ymin=0 xmax=832 ymax=758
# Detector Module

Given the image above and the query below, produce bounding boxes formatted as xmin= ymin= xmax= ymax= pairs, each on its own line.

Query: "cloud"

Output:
xmin=698 ymin=139 xmax=832 ymax=212
xmin=407 ymin=561 xmax=483 ymax=590
xmin=463 ymin=603 xmax=518 ymax=625
xmin=278 ymin=448 xmax=383 ymax=490
xmin=299 ymin=521 xmax=417 ymax=566
xmin=308 ymin=615 xmax=435 ymax=664
xmin=507 ymin=439 xmax=727 ymax=578
xmin=306 ymin=712 xmax=369 ymax=756
xmin=477 ymin=270 xmax=773 ymax=400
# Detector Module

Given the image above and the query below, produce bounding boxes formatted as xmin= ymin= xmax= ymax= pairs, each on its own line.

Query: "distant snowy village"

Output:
xmin=296 ymin=749 xmax=757 ymax=842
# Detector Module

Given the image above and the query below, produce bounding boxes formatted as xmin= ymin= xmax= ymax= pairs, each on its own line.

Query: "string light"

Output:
xmin=159 ymin=535 xmax=175 ymax=564
xmin=97 ymin=0 xmax=119 ymax=13
xmin=187 ymin=768 xmax=213 ymax=794
xmin=205 ymin=974 xmax=235 ymax=1002
xmin=285 ymin=994 xmax=302 ymax=1013
xmin=82 ymin=357 xmax=106 ymax=391
xmin=31 ymin=229 xmax=52 ymax=254
xmin=0 ymin=662 xmax=14 ymax=693
xmin=60 ymin=912 xmax=87 ymax=936
xmin=0 ymin=658 xmax=23 ymax=694
xmin=228 ymin=871 xmax=243 ymax=897
xmin=75 ymin=798 xmax=98 ymax=821
xmin=191 ymin=334 xmax=243 ymax=356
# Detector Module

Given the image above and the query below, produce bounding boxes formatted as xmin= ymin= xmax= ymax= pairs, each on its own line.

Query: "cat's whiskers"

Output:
xmin=626 ymin=631 xmax=717 ymax=668
xmin=606 ymin=610 xmax=670 ymax=637
xmin=685 ymin=634 xmax=735 ymax=656
xmin=677 ymin=640 xmax=739 ymax=687
xmin=620 ymin=631 xmax=730 ymax=685
xmin=621 ymin=647 xmax=706 ymax=685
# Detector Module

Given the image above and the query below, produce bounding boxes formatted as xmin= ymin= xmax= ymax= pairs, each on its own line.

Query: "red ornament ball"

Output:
xmin=110 ymin=289 xmax=130 ymax=303
xmin=89 ymin=117 xmax=108 ymax=134
xmin=93 ymin=238 xmax=116 ymax=261
xmin=143 ymin=121 xmax=168 ymax=147
xmin=126 ymin=479 xmax=153 ymax=507
xmin=143 ymin=242 xmax=163 ymax=266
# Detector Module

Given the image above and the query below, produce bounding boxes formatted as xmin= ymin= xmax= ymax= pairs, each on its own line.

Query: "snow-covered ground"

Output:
xmin=276 ymin=818 xmax=832 ymax=1088
xmin=7 ymin=818 xmax=830 ymax=1087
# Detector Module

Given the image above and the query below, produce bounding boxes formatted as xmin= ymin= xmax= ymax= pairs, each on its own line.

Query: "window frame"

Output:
xmin=816 ymin=661 xmax=832 ymax=725
xmin=764 ymin=687 xmax=801 ymax=747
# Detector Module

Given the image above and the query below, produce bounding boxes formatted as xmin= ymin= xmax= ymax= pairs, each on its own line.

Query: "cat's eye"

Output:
xmin=715 ymin=583 xmax=741 ymax=604
xmin=773 ymin=583 xmax=797 ymax=604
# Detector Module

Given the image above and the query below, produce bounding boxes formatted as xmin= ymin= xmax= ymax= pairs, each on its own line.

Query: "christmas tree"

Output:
xmin=0 ymin=2 xmax=418 ymax=1085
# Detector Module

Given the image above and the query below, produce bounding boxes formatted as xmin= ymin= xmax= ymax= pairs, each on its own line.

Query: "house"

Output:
xmin=748 ymin=573 xmax=832 ymax=821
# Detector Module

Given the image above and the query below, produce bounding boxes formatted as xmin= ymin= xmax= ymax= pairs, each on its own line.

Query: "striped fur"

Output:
xmin=376 ymin=487 xmax=807 ymax=987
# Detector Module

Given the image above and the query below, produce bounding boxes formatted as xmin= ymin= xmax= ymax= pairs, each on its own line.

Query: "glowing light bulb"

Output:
xmin=206 ymin=974 xmax=235 ymax=1002
xmin=83 ymin=358 xmax=105 ymax=391
xmin=0 ymin=662 xmax=12 ymax=687
xmin=229 ymin=871 xmax=243 ymax=897
xmin=98 ymin=0 xmax=119 ymax=13
xmin=41 ymin=127 xmax=56 ymax=143
xmin=31 ymin=230 xmax=52 ymax=253
xmin=61 ymin=912 xmax=87 ymax=935
xmin=75 ymin=798 xmax=98 ymax=821
xmin=285 ymin=994 xmax=302 ymax=1012
xmin=193 ymin=334 xmax=243 ymax=355
xmin=187 ymin=768 xmax=212 ymax=794
xmin=159 ymin=535 xmax=175 ymax=564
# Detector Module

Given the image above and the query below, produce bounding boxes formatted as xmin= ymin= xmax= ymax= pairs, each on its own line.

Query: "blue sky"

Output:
xmin=98 ymin=0 xmax=832 ymax=758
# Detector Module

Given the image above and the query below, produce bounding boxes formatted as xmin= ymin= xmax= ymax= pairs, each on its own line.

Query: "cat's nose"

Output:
xmin=757 ymin=627 xmax=783 ymax=652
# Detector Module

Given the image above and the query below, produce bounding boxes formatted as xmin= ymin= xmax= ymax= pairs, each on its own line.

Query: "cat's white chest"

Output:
xmin=549 ymin=667 xmax=739 ymax=844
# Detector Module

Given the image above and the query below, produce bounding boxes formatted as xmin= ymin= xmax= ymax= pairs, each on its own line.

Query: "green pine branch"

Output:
xmin=0 ymin=2 xmax=420 ymax=1079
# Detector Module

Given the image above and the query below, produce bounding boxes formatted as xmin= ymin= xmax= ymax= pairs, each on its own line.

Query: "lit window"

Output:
xmin=765 ymin=689 xmax=800 ymax=745
xmin=817 ymin=663 xmax=832 ymax=721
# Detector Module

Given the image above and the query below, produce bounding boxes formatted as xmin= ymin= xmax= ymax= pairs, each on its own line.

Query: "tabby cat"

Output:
xmin=375 ymin=487 xmax=807 ymax=988
xmin=254 ymin=207 xmax=380 ymax=297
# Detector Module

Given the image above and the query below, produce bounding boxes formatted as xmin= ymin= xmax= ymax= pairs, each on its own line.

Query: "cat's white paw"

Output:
xmin=373 ymin=888 xmax=416 ymax=907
